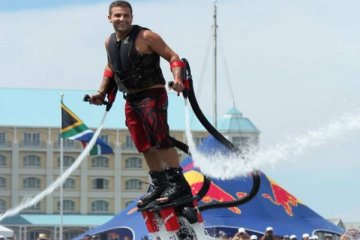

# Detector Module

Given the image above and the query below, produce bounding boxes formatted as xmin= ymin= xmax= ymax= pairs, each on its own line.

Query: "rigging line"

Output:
xmin=218 ymin=30 xmax=236 ymax=108
xmin=195 ymin=26 xmax=212 ymax=102
xmin=191 ymin=27 xmax=212 ymax=126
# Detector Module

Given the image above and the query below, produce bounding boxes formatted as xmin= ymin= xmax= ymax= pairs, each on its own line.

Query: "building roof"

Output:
xmin=0 ymin=214 xmax=112 ymax=227
xmin=0 ymin=88 xmax=205 ymax=131
xmin=217 ymin=107 xmax=260 ymax=133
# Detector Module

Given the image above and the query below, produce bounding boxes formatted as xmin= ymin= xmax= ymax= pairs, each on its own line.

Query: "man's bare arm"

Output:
xmin=90 ymin=37 xmax=114 ymax=105
xmin=142 ymin=30 xmax=184 ymax=92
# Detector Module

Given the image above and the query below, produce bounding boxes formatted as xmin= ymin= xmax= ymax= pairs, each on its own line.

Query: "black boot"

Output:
xmin=137 ymin=171 xmax=168 ymax=208
xmin=157 ymin=167 xmax=193 ymax=205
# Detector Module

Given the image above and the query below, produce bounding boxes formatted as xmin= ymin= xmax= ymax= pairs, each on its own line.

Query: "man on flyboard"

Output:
xmin=89 ymin=0 xmax=192 ymax=208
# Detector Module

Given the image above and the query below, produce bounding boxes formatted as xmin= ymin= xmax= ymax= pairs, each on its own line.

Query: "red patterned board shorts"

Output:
xmin=125 ymin=87 xmax=174 ymax=153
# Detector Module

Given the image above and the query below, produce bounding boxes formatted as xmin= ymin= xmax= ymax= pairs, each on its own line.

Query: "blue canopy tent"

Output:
xmin=71 ymin=200 xmax=145 ymax=239
xmin=74 ymin=136 xmax=344 ymax=240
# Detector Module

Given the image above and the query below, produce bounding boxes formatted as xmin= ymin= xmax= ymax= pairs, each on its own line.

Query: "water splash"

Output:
xmin=185 ymin=103 xmax=360 ymax=180
xmin=0 ymin=112 xmax=108 ymax=221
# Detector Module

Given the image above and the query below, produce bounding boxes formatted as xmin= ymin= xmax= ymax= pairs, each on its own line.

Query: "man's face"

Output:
xmin=108 ymin=6 xmax=133 ymax=32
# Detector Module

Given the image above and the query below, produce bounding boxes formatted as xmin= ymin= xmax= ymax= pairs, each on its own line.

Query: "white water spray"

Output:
xmin=185 ymin=104 xmax=360 ymax=180
xmin=0 ymin=112 xmax=108 ymax=221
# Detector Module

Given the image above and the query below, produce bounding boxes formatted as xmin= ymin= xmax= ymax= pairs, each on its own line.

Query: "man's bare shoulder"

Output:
xmin=105 ymin=35 xmax=112 ymax=48
xmin=139 ymin=29 xmax=162 ymax=43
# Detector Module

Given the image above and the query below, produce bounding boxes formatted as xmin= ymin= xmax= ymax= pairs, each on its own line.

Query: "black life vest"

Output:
xmin=107 ymin=25 xmax=166 ymax=92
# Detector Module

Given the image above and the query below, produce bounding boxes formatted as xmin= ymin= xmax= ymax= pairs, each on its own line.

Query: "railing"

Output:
xmin=53 ymin=141 xmax=116 ymax=150
xmin=19 ymin=140 xmax=47 ymax=149
xmin=121 ymin=143 xmax=137 ymax=151
xmin=53 ymin=141 xmax=83 ymax=150
xmin=0 ymin=140 xmax=12 ymax=149
xmin=1 ymin=139 xmax=119 ymax=151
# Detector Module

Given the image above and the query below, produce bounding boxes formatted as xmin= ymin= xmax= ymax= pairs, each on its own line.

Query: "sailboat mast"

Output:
xmin=213 ymin=1 xmax=218 ymax=128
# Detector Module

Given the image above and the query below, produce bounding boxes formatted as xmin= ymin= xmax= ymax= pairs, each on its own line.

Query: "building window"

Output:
xmin=0 ymin=177 xmax=6 ymax=188
xmin=24 ymin=132 xmax=40 ymax=147
xmin=26 ymin=231 xmax=49 ymax=240
xmin=64 ymin=231 xmax=83 ymax=240
xmin=25 ymin=202 xmax=41 ymax=212
xmin=0 ymin=199 xmax=6 ymax=211
xmin=125 ymin=157 xmax=142 ymax=169
xmin=125 ymin=135 xmax=135 ymax=149
xmin=92 ymin=178 xmax=109 ymax=190
xmin=58 ymin=134 xmax=75 ymax=148
xmin=194 ymin=136 xmax=206 ymax=146
xmin=57 ymin=200 xmax=75 ymax=212
xmin=57 ymin=156 xmax=75 ymax=167
xmin=125 ymin=179 xmax=142 ymax=190
xmin=63 ymin=178 xmax=75 ymax=189
xmin=0 ymin=155 xmax=6 ymax=167
xmin=232 ymin=136 xmax=250 ymax=150
xmin=91 ymin=156 xmax=109 ymax=168
xmin=91 ymin=200 xmax=109 ymax=212
xmin=23 ymin=155 xmax=41 ymax=167
xmin=100 ymin=134 xmax=109 ymax=144
xmin=64 ymin=139 xmax=74 ymax=148
xmin=23 ymin=177 xmax=41 ymax=189
xmin=0 ymin=132 xmax=6 ymax=146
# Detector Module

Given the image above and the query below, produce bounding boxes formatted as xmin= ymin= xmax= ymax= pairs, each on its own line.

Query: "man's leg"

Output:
xmin=133 ymin=88 xmax=191 ymax=206
xmin=136 ymin=147 xmax=168 ymax=208
xmin=157 ymin=147 xmax=180 ymax=168
xmin=155 ymin=147 xmax=192 ymax=203
xmin=143 ymin=147 xmax=167 ymax=171
xmin=140 ymin=146 xmax=192 ymax=205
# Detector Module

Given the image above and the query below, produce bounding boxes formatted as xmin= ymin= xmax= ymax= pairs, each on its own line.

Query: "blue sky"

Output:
xmin=1 ymin=0 xmax=360 ymax=223
xmin=0 ymin=0 xmax=108 ymax=11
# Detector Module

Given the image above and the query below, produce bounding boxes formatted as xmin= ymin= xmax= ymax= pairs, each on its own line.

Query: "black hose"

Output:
xmin=170 ymin=136 xmax=190 ymax=155
xmin=197 ymin=171 xmax=260 ymax=212
xmin=184 ymin=63 xmax=238 ymax=153
xmin=180 ymin=58 xmax=261 ymax=212
xmin=170 ymin=137 xmax=212 ymax=202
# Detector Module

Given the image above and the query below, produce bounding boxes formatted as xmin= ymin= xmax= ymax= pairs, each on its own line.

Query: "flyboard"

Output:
xmin=85 ymin=58 xmax=261 ymax=239
xmin=138 ymin=195 xmax=203 ymax=239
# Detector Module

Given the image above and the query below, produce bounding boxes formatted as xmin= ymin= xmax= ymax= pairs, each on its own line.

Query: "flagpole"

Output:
xmin=60 ymin=93 xmax=64 ymax=240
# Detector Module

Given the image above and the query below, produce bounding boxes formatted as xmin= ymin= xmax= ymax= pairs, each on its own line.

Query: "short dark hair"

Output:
xmin=109 ymin=1 xmax=132 ymax=15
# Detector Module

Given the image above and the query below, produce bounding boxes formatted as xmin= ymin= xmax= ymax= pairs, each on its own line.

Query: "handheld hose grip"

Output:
xmin=168 ymin=79 xmax=189 ymax=99
xmin=83 ymin=94 xmax=111 ymax=110
xmin=105 ymin=86 xmax=118 ymax=111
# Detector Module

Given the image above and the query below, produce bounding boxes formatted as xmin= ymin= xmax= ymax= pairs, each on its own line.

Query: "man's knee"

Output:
xmin=143 ymin=146 xmax=155 ymax=154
